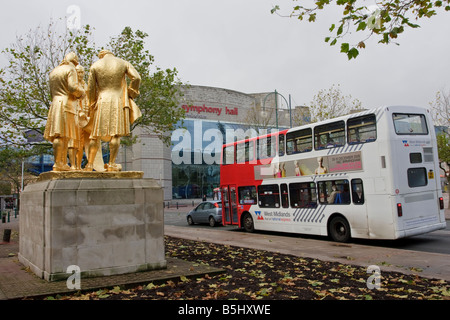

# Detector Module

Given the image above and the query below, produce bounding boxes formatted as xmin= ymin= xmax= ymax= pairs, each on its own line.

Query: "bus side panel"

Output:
xmin=364 ymin=177 xmax=397 ymax=239
xmin=345 ymin=204 xmax=369 ymax=239
xmin=360 ymin=110 xmax=397 ymax=239
xmin=367 ymin=200 xmax=397 ymax=239
xmin=249 ymin=205 xmax=325 ymax=236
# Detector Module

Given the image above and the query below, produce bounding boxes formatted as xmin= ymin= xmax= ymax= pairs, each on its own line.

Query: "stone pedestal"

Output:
xmin=18 ymin=171 xmax=166 ymax=281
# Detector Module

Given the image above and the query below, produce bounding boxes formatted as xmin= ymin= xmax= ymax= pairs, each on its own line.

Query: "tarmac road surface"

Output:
xmin=164 ymin=207 xmax=450 ymax=255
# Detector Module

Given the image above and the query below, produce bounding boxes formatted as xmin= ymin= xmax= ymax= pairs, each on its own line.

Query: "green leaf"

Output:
xmin=308 ymin=13 xmax=317 ymax=22
xmin=340 ymin=43 xmax=350 ymax=53
xmin=307 ymin=280 xmax=324 ymax=287
xmin=145 ymin=283 xmax=157 ymax=290
xmin=347 ymin=47 xmax=359 ymax=60
xmin=111 ymin=286 xmax=121 ymax=293
xmin=270 ymin=5 xmax=280 ymax=14
xmin=356 ymin=21 xmax=366 ymax=31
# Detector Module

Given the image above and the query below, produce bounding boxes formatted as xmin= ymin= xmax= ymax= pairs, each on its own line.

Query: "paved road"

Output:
xmin=164 ymin=210 xmax=450 ymax=255
xmin=357 ymin=223 xmax=450 ymax=255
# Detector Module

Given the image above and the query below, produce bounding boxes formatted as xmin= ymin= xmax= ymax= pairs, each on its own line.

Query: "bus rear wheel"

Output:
xmin=329 ymin=216 xmax=351 ymax=242
xmin=242 ymin=213 xmax=254 ymax=233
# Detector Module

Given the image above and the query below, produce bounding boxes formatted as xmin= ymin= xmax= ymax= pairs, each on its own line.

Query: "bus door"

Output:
xmin=221 ymin=185 xmax=239 ymax=225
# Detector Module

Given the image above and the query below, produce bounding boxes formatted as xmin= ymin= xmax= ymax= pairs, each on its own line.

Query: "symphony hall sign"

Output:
xmin=182 ymin=104 xmax=239 ymax=117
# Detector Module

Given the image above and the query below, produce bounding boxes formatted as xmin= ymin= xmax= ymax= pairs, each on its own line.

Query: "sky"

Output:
xmin=1 ymin=0 xmax=450 ymax=111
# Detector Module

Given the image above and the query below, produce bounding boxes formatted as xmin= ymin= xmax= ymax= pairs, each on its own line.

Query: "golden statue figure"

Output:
xmin=74 ymin=65 xmax=105 ymax=172
xmin=84 ymin=50 xmax=142 ymax=172
xmin=44 ymin=52 xmax=85 ymax=171
xmin=67 ymin=64 xmax=86 ymax=170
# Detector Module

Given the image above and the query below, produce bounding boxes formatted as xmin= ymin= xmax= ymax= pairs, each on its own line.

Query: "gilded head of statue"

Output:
xmin=98 ymin=50 xmax=114 ymax=59
xmin=63 ymin=52 xmax=79 ymax=66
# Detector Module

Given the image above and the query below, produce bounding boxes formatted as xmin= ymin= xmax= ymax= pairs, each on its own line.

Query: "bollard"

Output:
xmin=7 ymin=211 xmax=10 ymax=223
xmin=1 ymin=213 xmax=5 ymax=224
xmin=177 ymin=202 xmax=179 ymax=209
xmin=3 ymin=229 xmax=11 ymax=243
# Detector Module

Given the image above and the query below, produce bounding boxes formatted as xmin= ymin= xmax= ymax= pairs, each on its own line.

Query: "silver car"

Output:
xmin=187 ymin=200 xmax=222 ymax=227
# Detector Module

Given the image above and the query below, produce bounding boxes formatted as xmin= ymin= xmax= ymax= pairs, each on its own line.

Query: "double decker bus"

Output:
xmin=220 ymin=106 xmax=446 ymax=242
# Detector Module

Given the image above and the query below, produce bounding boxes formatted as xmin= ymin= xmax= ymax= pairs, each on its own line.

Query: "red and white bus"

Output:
xmin=220 ymin=106 xmax=446 ymax=242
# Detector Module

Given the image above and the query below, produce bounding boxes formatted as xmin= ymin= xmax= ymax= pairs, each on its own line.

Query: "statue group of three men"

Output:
xmin=43 ymin=50 xmax=142 ymax=172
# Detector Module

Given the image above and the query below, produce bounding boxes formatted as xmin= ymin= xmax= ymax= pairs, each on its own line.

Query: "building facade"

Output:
xmin=118 ymin=85 xmax=295 ymax=200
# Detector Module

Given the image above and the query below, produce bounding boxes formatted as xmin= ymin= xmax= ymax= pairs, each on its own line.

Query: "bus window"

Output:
xmin=286 ymin=128 xmax=312 ymax=155
xmin=238 ymin=186 xmax=257 ymax=205
xmin=289 ymin=182 xmax=317 ymax=208
xmin=393 ymin=113 xmax=428 ymax=135
xmin=279 ymin=134 xmax=285 ymax=156
xmin=258 ymin=136 xmax=276 ymax=160
xmin=347 ymin=114 xmax=376 ymax=144
xmin=258 ymin=184 xmax=280 ymax=208
xmin=280 ymin=183 xmax=289 ymax=208
xmin=407 ymin=168 xmax=428 ymax=187
xmin=314 ymin=121 xmax=345 ymax=150
xmin=409 ymin=153 xmax=422 ymax=164
xmin=351 ymin=179 xmax=364 ymax=204
xmin=318 ymin=180 xmax=350 ymax=204
xmin=222 ymin=145 xmax=235 ymax=165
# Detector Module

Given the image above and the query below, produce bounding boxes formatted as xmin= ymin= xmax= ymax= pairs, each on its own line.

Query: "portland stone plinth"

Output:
xmin=19 ymin=171 xmax=166 ymax=281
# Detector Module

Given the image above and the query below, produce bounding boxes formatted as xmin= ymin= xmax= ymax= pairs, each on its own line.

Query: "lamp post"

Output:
xmin=262 ymin=90 xmax=292 ymax=130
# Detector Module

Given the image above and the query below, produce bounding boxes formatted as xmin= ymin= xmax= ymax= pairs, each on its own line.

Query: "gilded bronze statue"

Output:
xmin=74 ymin=64 xmax=105 ymax=172
xmin=44 ymin=50 xmax=141 ymax=172
xmin=84 ymin=49 xmax=142 ymax=172
xmin=44 ymin=52 xmax=85 ymax=171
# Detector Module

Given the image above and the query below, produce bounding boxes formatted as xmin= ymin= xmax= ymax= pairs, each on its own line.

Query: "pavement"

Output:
xmin=0 ymin=196 xmax=449 ymax=300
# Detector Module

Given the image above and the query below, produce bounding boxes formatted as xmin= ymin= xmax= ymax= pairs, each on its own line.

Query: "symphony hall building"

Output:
xmin=117 ymin=85 xmax=299 ymax=200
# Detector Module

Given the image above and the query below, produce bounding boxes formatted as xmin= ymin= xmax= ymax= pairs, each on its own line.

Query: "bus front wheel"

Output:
xmin=242 ymin=213 xmax=254 ymax=233
xmin=328 ymin=215 xmax=351 ymax=243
